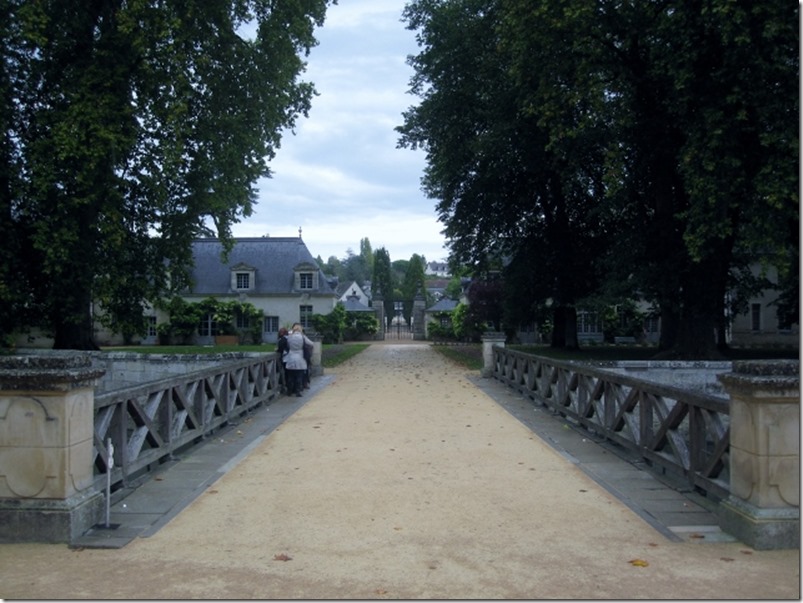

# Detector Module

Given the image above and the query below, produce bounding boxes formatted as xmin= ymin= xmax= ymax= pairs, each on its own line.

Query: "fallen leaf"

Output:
xmin=629 ymin=559 xmax=650 ymax=567
xmin=648 ymin=543 xmax=659 ymax=547
xmin=375 ymin=589 xmax=388 ymax=595
xmin=274 ymin=553 xmax=292 ymax=562
xmin=720 ymin=557 xmax=735 ymax=562
xmin=208 ymin=489 xmax=219 ymax=494
xmin=579 ymin=489 xmax=587 ymax=493
xmin=740 ymin=550 xmax=753 ymax=555
xmin=689 ymin=533 xmax=705 ymax=539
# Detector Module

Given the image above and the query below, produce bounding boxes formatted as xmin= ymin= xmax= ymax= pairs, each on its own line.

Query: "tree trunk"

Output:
xmin=53 ymin=298 xmax=99 ymax=350
xmin=550 ymin=305 xmax=579 ymax=349
xmin=49 ymin=251 xmax=100 ymax=350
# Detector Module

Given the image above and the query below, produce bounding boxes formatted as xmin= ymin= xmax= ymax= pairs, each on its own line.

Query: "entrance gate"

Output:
xmin=376 ymin=297 xmax=427 ymax=341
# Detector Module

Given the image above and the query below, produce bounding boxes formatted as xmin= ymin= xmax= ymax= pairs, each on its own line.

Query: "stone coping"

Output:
xmin=0 ymin=353 xmax=106 ymax=391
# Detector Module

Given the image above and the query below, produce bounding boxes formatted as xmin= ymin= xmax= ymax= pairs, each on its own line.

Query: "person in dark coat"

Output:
xmin=276 ymin=327 xmax=289 ymax=394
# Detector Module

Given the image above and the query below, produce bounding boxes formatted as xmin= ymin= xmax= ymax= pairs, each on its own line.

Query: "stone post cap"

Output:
xmin=0 ymin=354 xmax=106 ymax=391
xmin=718 ymin=359 xmax=800 ymax=397
xmin=481 ymin=332 xmax=506 ymax=341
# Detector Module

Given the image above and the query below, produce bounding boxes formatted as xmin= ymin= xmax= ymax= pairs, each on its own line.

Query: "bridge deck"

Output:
xmin=3 ymin=344 xmax=798 ymax=599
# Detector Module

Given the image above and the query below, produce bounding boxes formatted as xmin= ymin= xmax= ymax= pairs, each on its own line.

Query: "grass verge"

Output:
xmin=104 ymin=343 xmax=371 ymax=369
xmin=321 ymin=343 xmax=370 ymax=368
xmin=431 ymin=344 xmax=484 ymax=370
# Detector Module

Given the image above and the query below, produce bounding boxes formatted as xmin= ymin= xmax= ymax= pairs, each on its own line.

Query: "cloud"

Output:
xmin=233 ymin=0 xmax=447 ymax=267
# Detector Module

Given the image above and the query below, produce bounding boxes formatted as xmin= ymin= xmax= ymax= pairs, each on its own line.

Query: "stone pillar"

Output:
xmin=481 ymin=332 xmax=506 ymax=378
xmin=373 ymin=291 xmax=385 ymax=341
xmin=308 ymin=333 xmax=324 ymax=377
xmin=0 ymin=353 xmax=106 ymax=543
xmin=717 ymin=360 xmax=799 ymax=550
xmin=413 ymin=291 xmax=427 ymax=340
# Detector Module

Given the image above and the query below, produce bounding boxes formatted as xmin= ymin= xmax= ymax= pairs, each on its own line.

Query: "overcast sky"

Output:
xmin=231 ymin=1 xmax=449 ymax=266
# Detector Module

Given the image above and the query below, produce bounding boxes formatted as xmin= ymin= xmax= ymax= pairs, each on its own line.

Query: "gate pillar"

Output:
xmin=412 ymin=291 xmax=426 ymax=340
xmin=717 ymin=360 xmax=799 ymax=550
xmin=373 ymin=291 xmax=385 ymax=340
xmin=0 ymin=353 xmax=106 ymax=543
xmin=481 ymin=332 xmax=506 ymax=378
xmin=308 ymin=333 xmax=323 ymax=377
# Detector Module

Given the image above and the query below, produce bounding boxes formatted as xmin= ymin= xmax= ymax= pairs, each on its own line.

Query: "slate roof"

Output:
xmin=341 ymin=296 xmax=373 ymax=312
xmin=426 ymin=298 xmax=459 ymax=312
xmin=187 ymin=237 xmax=336 ymax=296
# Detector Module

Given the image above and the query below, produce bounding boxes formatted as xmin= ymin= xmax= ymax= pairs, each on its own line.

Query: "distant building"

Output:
xmin=425 ymin=261 xmax=450 ymax=277
xmin=335 ymin=281 xmax=371 ymax=307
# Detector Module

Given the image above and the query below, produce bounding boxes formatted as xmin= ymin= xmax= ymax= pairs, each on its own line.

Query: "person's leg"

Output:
xmin=293 ymin=369 xmax=303 ymax=396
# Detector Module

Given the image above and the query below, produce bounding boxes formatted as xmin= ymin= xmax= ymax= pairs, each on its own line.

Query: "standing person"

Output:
xmin=301 ymin=326 xmax=313 ymax=389
xmin=285 ymin=323 xmax=313 ymax=397
xmin=276 ymin=327 xmax=289 ymax=394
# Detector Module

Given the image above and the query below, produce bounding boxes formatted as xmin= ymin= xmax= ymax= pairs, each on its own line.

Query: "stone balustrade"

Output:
xmin=718 ymin=360 xmax=799 ymax=549
xmin=0 ymin=354 xmax=106 ymax=543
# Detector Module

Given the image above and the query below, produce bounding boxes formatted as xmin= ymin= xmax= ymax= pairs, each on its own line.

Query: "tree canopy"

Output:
xmin=1 ymin=0 xmax=333 ymax=349
xmin=398 ymin=0 xmax=798 ymax=357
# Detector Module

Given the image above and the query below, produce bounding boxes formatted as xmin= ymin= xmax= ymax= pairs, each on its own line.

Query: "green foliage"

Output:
xmin=310 ymin=303 xmax=347 ymax=344
xmin=451 ymin=302 xmax=484 ymax=342
xmin=400 ymin=254 xmax=427 ymax=323
xmin=427 ymin=313 xmax=455 ymax=340
xmin=464 ymin=274 xmax=504 ymax=332
xmin=158 ymin=297 xmax=202 ymax=344
xmin=399 ymin=0 xmax=798 ymax=358
xmin=345 ymin=312 xmax=379 ymax=340
xmin=444 ymin=271 xmax=468 ymax=299
xmin=372 ymin=247 xmax=396 ymax=328
xmin=158 ymin=297 xmax=262 ymax=344
xmin=2 ymin=0 xmax=333 ymax=349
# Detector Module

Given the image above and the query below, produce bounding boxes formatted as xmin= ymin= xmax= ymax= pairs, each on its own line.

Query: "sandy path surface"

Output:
xmin=0 ymin=343 xmax=799 ymax=599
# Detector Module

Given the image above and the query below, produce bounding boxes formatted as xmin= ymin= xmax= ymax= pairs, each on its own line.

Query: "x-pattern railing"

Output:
xmin=93 ymin=355 xmax=279 ymax=491
xmin=493 ymin=346 xmax=730 ymax=499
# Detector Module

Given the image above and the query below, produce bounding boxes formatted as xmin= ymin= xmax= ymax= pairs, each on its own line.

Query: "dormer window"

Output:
xmin=236 ymin=272 xmax=251 ymax=290
xmin=230 ymin=262 xmax=255 ymax=292
xmin=293 ymin=262 xmax=318 ymax=291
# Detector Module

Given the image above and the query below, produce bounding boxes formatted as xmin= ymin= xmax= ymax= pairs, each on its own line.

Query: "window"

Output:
xmin=236 ymin=314 xmax=250 ymax=330
xmin=263 ymin=316 xmax=279 ymax=333
xmin=199 ymin=313 xmax=216 ymax=337
xmin=147 ymin=316 xmax=157 ymax=337
xmin=230 ymin=264 xmax=255 ymax=291
xmin=299 ymin=273 xmax=313 ymax=290
xmin=751 ymin=303 xmax=762 ymax=331
xmin=300 ymin=305 xmax=313 ymax=328
xmin=577 ymin=311 xmax=601 ymax=334
xmin=644 ymin=316 xmax=660 ymax=334
xmin=236 ymin=272 xmax=250 ymax=290
xmin=777 ymin=310 xmax=793 ymax=332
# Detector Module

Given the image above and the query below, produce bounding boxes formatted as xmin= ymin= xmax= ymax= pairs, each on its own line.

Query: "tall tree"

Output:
xmin=400 ymin=253 xmax=427 ymax=324
xmin=2 ymin=0 xmax=332 ymax=349
xmin=372 ymin=246 xmax=395 ymax=329
xmin=401 ymin=0 xmax=797 ymax=357
xmin=359 ymin=237 xmax=374 ymax=278
xmin=399 ymin=0 xmax=607 ymax=348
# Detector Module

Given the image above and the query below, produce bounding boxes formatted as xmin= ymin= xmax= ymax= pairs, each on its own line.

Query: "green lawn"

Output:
xmin=103 ymin=341 xmax=796 ymax=374
xmin=430 ymin=341 xmax=798 ymax=370
xmin=102 ymin=342 xmax=371 ymax=368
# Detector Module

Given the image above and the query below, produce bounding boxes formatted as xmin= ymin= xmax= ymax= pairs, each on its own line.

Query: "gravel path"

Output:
xmin=0 ymin=343 xmax=798 ymax=599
